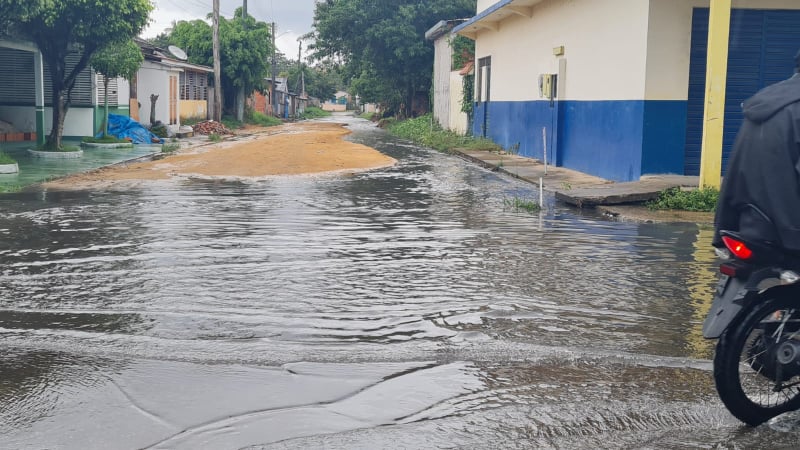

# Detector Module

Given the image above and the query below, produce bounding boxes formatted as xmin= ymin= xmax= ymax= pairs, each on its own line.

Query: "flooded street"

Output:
xmin=1 ymin=118 xmax=798 ymax=449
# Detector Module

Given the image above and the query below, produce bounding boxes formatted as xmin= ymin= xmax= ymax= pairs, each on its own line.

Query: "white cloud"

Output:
xmin=143 ymin=0 xmax=315 ymax=56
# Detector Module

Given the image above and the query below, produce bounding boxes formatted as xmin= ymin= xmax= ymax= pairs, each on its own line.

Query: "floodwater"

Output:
xmin=1 ymin=117 xmax=798 ymax=449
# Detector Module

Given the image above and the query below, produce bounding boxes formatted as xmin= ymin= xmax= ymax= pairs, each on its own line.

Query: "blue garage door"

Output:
xmin=685 ymin=8 xmax=800 ymax=176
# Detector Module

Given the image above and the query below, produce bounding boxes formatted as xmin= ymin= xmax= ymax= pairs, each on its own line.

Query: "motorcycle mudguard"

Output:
xmin=703 ymin=276 xmax=750 ymax=339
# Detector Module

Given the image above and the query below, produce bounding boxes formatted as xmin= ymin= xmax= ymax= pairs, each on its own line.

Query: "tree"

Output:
xmin=311 ymin=0 xmax=475 ymax=116
xmin=167 ymin=8 xmax=272 ymax=119
xmin=13 ymin=0 xmax=152 ymax=150
xmin=91 ymin=40 xmax=144 ymax=137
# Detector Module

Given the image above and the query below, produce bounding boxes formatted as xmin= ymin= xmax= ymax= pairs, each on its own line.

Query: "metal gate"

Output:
xmin=684 ymin=8 xmax=800 ymax=176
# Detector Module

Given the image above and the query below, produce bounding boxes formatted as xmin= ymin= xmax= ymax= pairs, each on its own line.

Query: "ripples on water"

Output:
xmin=0 ymin=120 xmax=738 ymax=448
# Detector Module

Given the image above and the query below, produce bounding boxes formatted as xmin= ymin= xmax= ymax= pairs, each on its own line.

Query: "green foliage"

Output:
xmin=221 ymin=116 xmax=243 ymax=131
xmin=208 ymin=134 xmax=223 ymax=143
xmin=37 ymin=144 xmax=80 ymax=152
xmin=12 ymin=0 xmax=152 ymax=150
xmin=150 ymin=124 xmax=168 ymax=138
xmin=162 ymin=142 xmax=181 ymax=153
xmin=312 ymin=0 xmax=476 ymax=115
xmin=646 ymin=187 xmax=719 ymax=212
xmin=82 ymin=135 xmax=129 ymax=144
xmin=246 ymin=111 xmax=282 ymax=127
xmin=449 ymin=35 xmax=474 ymax=71
xmin=387 ymin=114 xmax=501 ymax=153
xmin=301 ymin=107 xmax=331 ymax=120
xmin=91 ymin=40 xmax=143 ymax=82
xmin=461 ymin=74 xmax=474 ymax=120
xmin=504 ymin=196 xmax=541 ymax=213
xmin=91 ymin=39 xmax=143 ymax=137
xmin=360 ymin=112 xmax=376 ymax=120
xmin=0 ymin=151 xmax=16 ymax=164
xmin=168 ymin=9 xmax=272 ymax=115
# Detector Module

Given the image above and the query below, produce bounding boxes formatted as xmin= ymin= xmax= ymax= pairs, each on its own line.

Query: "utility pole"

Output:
xmin=271 ymin=22 xmax=278 ymax=117
xmin=236 ymin=0 xmax=248 ymax=121
xmin=212 ymin=0 xmax=222 ymax=121
xmin=699 ymin=0 xmax=731 ymax=189
xmin=296 ymin=40 xmax=302 ymax=95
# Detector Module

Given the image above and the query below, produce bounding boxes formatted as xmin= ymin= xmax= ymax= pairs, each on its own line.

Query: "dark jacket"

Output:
xmin=713 ymin=74 xmax=800 ymax=250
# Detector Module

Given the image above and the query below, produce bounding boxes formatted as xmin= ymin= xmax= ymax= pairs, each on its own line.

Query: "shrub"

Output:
xmin=387 ymin=114 xmax=501 ymax=153
xmin=301 ymin=106 xmax=331 ymax=120
xmin=150 ymin=123 xmax=168 ymax=138
xmin=208 ymin=133 xmax=223 ymax=143
xmin=82 ymin=135 xmax=130 ymax=144
xmin=646 ymin=186 xmax=719 ymax=212
xmin=246 ymin=111 xmax=282 ymax=127
xmin=0 ymin=151 xmax=16 ymax=164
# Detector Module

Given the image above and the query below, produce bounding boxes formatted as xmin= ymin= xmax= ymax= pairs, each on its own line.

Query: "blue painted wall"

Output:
xmin=472 ymin=99 xmax=689 ymax=182
xmin=642 ymin=101 xmax=687 ymax=176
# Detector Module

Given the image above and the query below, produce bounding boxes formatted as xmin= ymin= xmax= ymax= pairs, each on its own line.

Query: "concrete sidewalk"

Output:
xmin=454 ymin=149 xmax=699 ymax=208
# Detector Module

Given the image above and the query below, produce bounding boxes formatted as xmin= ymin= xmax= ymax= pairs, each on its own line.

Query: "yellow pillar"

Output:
xmin=699 ymin=0 xmax=732 ymax=189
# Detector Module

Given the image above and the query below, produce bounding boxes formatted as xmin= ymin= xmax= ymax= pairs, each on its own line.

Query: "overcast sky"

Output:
xmin=143 ymin=0 xmax=317 ymax=57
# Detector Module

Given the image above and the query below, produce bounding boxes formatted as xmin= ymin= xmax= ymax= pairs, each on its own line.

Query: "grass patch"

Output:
xmin=0 ymin=151 xmax=17 ymax=164
xmin=221 ymin=115 xmax=243 ymax=131
xmin=37 ymin=144 xmax=80 ymax=152
xmin=301 ymin=106 xmax=331 ymax=120
xmin=504 ymin=196 xmax=541 ymax=213
xmin=0 ymin=184 xmax=22 ymax=193
xmin=208 ymin=133 xmax=223 ymax=143
xmin=82 ymin=135 xmax=129 ymax=144
xmin=387 ymin=114 xmax=501 ymax=153
xmin=359 ymin=112 xmax=376 ymax=121
xmin=246 ymin=111 xmax=282 ymax=127
xmin=646 ymin=186 xmax=719 ymax=212
xmin=162 ymin=142 xmax=181 ymax=153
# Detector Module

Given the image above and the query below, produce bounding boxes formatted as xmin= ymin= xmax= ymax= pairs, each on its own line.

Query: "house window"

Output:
xmin=96 ymin=73 xmax=119 ymax=106
xmin=477 ymin=56 xmax=491 ymax=103
xmin=179 ymin=71 xmax=208 ymax=101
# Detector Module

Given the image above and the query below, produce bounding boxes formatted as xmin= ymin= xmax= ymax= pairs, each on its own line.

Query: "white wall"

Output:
xmin=0 ymin=105 xmax=93 ymax=136
xmin=645 ymin=0 xmax=800 ymax=100
xmin=432 ymin=35 xmax=452 ymax=130
xmin=474 ymin=0 xmax=651 ymax=102
xmin=137 ymin=61 xmax=178 ymax=125
xmin=449 ymin=71 xmax=469 ymax=134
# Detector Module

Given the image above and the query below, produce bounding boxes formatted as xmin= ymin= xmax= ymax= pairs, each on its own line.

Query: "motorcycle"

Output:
xmin=704 ymin=210 xmax=800 ymax=426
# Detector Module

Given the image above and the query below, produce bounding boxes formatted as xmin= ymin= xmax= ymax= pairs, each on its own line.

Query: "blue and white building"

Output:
xmin=454 ymin=0 xmax=800 ymax=181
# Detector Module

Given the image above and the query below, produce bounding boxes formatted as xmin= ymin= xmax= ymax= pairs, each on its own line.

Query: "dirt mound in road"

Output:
xmin=44 ymin=122 xmax=397 ymax=190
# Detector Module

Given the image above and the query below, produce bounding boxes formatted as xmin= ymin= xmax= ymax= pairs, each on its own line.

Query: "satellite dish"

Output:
xmin=168 ymin=45 xmax=188 ymax=61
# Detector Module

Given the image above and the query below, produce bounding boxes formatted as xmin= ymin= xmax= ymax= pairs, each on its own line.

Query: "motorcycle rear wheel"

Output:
xmin=714 ymin=295 xmax=800 ymax=426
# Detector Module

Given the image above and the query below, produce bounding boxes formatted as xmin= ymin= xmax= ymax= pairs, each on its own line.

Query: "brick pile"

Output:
xmin=192 ymin=120 xmax=233 ymax=135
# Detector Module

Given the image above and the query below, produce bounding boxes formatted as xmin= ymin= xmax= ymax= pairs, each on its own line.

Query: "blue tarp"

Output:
xmin=100 ymin=114 xmax=164 ymax=144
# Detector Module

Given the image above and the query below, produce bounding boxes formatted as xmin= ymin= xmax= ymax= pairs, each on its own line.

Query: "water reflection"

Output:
xmin=0 ymin=119 xmax=735 ymax=448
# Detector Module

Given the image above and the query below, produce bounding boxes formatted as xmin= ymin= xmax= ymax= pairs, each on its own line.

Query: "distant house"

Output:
xmin=251 ymin=77 xmax=291 ymax=118
xmin=322 ymin=91 xmax=349 ymax=112
xmin=454 ymin=0 xmax=800 ymax=182
xmin=425 ymin=19 xmax=469 ymax=135
xmin=135 ymin=39 xmax=212 ymax=131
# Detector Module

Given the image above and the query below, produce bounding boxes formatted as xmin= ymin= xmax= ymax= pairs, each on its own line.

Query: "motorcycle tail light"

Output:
xmin=722 ymin=236 xmax=753 ymax=260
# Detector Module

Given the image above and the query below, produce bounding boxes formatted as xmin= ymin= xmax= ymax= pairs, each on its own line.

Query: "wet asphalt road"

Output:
xmin=2 ymin=117 xmax=800 ymax=449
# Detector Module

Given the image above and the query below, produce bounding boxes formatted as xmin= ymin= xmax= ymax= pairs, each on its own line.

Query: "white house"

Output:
xmin=135 ymin=40 xmax=212 ymax=131
xmin=425 ymin=20 xmax=470 ymax=135
xmin=0 ymin=40 xmax=98 ymax=144
xmin=454 ymin=0 xmax=800 ymax=181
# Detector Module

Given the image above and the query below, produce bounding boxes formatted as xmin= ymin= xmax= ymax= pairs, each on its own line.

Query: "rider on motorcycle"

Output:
xmin=714 ymin=51 xmax=800 ymax=251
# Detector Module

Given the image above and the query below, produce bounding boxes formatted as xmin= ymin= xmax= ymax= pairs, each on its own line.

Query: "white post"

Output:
xmin=539 ymin=177 xmax=544 ymax=209
xmin=542 ymin=127 xmax=548 ymax=175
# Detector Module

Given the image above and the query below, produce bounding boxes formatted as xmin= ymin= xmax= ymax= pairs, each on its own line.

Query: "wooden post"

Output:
xmin=212 ymin=0 xmax=222 ymax=121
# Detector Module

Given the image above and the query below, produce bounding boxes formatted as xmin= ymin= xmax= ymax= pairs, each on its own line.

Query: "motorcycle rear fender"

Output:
xmin=702 ymin=268 xmax=790 ymax=339
xmin=702 ymin=276 xmax=750 ymax=339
